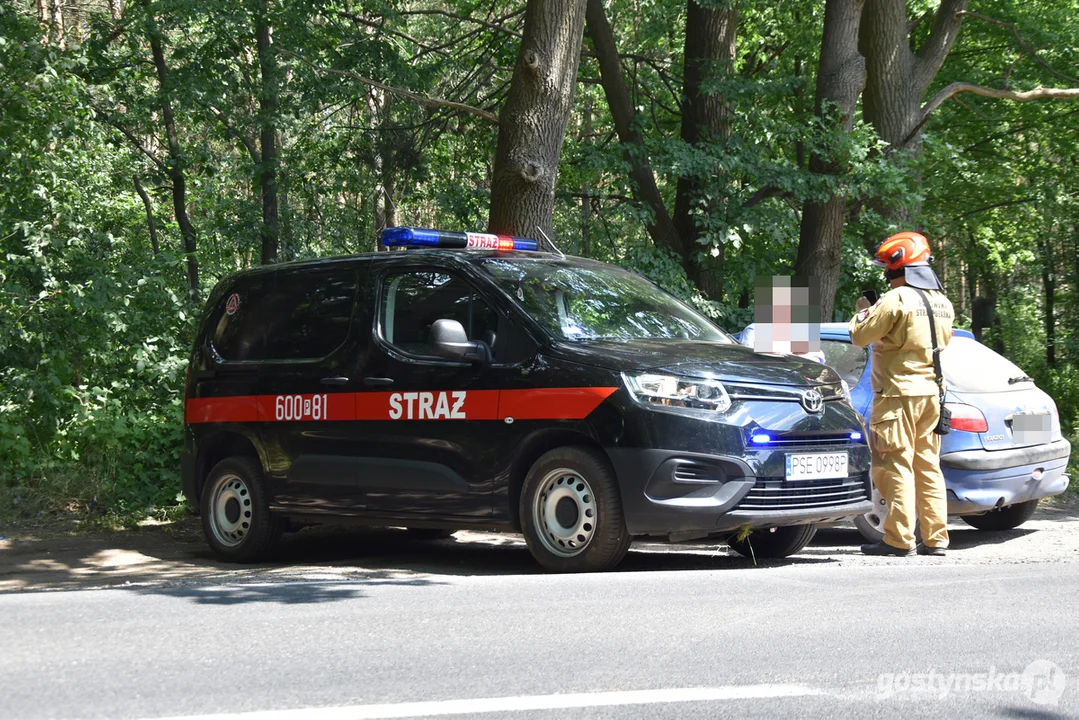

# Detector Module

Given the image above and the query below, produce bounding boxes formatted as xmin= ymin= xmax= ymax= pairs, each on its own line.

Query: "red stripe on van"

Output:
xmin=185 ymin=396 xmax=260 ymax=424
xmin=184 ymin=387 xmax=617 ymax=423
xmin=499 ymin=387 xmax=618 ymax=420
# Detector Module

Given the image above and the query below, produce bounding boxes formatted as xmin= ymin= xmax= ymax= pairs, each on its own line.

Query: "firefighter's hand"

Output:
xmin=855 ymin=296 xmax=872 ymax=311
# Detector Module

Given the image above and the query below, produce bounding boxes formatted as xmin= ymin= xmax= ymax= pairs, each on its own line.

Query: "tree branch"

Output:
xmin=903 ymin=82 xmax=1079 ymax=147
xmin=741 ymin=186 xmax=796 ymax=210
xmin=92 ymin=102 xmax=167 ymax=172
xmin=205 ymin=104 xmax=261 ymax=165
xmin=957 ymin=196 xmax=1036 ymax=219
xmin=335 ymin=10 xmax=437 ymax=52
xmin=394 ymin=8 xmax=523 ymax=38
xmin=279 ymin=48 xmax=499 ymax=124
xmin=913 ymin=0 xmax=968 ymax=95
xmin=958 ymin=10 xmax=1079 ymax=86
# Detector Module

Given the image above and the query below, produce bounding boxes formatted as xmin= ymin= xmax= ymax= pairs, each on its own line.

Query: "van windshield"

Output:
xmin=481 ymin=258 xmax=731 ymax=343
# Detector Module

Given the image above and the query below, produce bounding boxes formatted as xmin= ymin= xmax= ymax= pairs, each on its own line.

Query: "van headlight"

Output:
xmin=622 ymin=372 xmax=732 ymax=415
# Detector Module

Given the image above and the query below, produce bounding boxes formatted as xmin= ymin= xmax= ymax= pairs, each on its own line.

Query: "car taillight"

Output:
xmin=945 ymin=403 xmax=988 ymax=433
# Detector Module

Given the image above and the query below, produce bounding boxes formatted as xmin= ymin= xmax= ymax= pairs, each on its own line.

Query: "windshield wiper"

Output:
xmin=1008 ymin=375 xmax=1034 ymax=385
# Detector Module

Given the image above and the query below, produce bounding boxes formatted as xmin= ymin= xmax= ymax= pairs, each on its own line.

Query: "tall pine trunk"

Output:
xmin=795 ymin=0 xmax=865 ymax=321
xmin=489 ymin=0 xmax=588 ymax=241
xmin=255 ymin=0 xmax=279 ymax=264
xmin=144 ymin=0 xmax=198 ymax=294
xmin=584 ymin=0 xmax=685 ymax=258
xmin=673 ymin=0 xmax=736 ymax=301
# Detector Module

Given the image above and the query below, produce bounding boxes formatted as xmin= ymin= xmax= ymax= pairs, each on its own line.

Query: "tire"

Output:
xmin=520 ymin=446 xmax=632 ymax=573
xmin=405 ymin=528 xmax=456 ymax=540
xmin=727 ymin=524 xmax=818 ymax=560
xmin=200 ymin=456 xmax=283 ymax=563
xmin=961 ymin=499 xmax=1039 ymax=531
xmin=854 ymin=485 xmax=924 ymax=543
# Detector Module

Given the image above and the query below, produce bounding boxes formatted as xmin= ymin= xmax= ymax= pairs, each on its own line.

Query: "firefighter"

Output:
xmin=850 ymin=232 xmax=954 ymax=557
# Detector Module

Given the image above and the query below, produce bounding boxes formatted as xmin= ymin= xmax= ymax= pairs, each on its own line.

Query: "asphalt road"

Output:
xmin=2 ymin=556 xmax=1077 ymax=720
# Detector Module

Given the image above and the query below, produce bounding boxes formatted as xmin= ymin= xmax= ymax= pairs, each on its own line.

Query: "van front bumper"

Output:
xmin=606 ymin=448 xmax=873 ymax=538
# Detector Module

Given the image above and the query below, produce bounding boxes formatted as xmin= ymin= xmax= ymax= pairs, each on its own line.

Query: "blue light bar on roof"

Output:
xmin=381 ymin=226 xmax=539 ymax=251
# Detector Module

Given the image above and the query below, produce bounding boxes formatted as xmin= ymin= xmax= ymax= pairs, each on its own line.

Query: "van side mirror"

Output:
xmin=428 ymin=319 xmax=491 ymax=365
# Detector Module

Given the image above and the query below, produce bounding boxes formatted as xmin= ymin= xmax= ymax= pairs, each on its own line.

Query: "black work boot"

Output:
xmin=916 ymin=544 xmax=947 ymax=557
xmin=860 ymin=541 xmax=915 ymax=557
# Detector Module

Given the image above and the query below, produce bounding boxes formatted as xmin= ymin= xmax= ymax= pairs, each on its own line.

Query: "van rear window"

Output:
xmin=212 ymin=269 xmax=357 ymax=362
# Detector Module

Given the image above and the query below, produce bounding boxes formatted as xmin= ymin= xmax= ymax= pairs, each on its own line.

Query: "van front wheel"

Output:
xmin=727 ymin=524 xmax=818 ymax=560
xmin=520 ymin=447 xmax=631 ymax=573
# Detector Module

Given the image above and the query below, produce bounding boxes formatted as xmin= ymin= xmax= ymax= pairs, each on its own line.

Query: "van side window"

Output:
xmin=213 ymin=269 xmax=357 ymax=362
xmin=211 ymin=279 xmax=266 ymax=362
xmin=381 ymin=271 xmax=499 ymax=358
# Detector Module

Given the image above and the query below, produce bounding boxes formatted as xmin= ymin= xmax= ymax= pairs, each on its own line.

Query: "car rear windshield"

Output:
xmin=941 ymin=336 xmax=1035 ymax=393
xmin=481 ymin=258 xmax=731 ymax=343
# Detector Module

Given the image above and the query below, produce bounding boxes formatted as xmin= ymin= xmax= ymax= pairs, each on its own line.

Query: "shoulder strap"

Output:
xmin=912 ymin=287 xmax=945 ymax=400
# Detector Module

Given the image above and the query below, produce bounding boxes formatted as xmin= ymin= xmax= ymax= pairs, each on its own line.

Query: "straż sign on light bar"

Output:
xmin=380 ymin=226 xmax=538 ymax=251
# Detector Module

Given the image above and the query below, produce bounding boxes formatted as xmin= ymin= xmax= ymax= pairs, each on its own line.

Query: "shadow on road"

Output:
xmin=3 ymin=496 xmax=1073 ymax=594
xmin=1 ymin=519 xmax=837 ymax=594
xmin=145 ymin=575 xmax=441 ymax=605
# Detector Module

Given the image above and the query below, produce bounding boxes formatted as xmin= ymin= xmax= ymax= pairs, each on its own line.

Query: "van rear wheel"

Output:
xmin=201 ymin=456 xmax=283 ymax=563
xmin=520 ymin=447 xmax=631 ymax=573
xmin=727 ymin=524 xmax=818 ymax=560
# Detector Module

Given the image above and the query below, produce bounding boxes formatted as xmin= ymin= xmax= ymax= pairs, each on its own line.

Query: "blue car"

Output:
xmin=738 ymin=323 xmax=1072 ymax=540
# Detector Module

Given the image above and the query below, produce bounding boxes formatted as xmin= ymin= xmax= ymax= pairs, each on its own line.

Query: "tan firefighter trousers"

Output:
xmin=868 ymin=394 xmax=950 ymax=550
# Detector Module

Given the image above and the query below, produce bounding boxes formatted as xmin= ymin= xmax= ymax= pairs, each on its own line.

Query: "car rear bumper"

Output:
xmin=940 ymin=438 xmax=1071 ymax=471
xmin=607 ymin=448 xmax=873 ymax=539
xmin=941 ymin=443 xmax=1071 ymax=514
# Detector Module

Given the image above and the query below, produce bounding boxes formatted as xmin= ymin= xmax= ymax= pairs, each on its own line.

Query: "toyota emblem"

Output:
xmin=800 ymin=388 xmax=824 ymax=414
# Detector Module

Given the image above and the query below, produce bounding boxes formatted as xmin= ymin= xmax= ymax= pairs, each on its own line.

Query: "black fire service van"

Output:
xmin=182 ymin=227 xmax=872 ymax=572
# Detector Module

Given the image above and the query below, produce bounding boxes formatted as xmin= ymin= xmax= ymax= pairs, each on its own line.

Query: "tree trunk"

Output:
xmin=48 ymin=0 xmax=65 ymax=48
xmin=795 ymin=0 xmax=865 ymax=322
xmin=584 ymin=0 xmax=684 ymax=258
xmin=144 ymin=0 xmax=198 ymax=294
xmin=255 ymin=0 xmax=279 ymax=265
xmin=133 ymin=176 xmax=160 ymax=255
xmin=488 ymin=0 xmax=588 ymax=241
xmin=859 ymin=0 xmax=967 ymax=223
xmin=578 ymin=94 xmax=592 ymax=256
xmin=1036 ymin=236 xmax=1055 ymax=366
xmin=672 ymin=0 xmax=737 ymax=301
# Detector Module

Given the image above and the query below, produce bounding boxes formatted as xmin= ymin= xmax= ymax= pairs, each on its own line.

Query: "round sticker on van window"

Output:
xmin=225 ymin=293 xmax=240 ymax=316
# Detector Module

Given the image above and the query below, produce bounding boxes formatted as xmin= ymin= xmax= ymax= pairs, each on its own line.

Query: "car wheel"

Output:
xmin=727 ymin=524 xmax=818 ymax=559
xmin=405 ymin=528 xmax=456 ymax=540
xmin=961 ymin=499 xmax=1039 ymax=531
xmin=520 ymin=446 xmax=632 ymax=573
xmin=854 ymin=483 xmax=887 ymax=542
xmin=201 ymin=456 xmax=283 ymax=563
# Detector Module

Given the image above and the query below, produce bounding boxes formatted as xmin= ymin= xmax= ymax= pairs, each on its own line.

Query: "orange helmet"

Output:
xmin=874 ymin=231 xmax=932 ymax=270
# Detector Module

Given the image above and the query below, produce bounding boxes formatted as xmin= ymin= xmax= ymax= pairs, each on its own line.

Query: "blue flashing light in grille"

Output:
xmin=380 ymin=226 xmax=539 ymax=251
xmin=751 ymin=433 xmax=772 ymax=445
xmin=850 ymin=431 xmax=863 ymax=441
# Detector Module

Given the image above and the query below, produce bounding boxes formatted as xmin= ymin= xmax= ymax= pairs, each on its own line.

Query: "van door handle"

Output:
xmin=320 ymin=376 xmax=350 ymax=386
xmin=363 ymin=377 xmax=394 ymax=387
